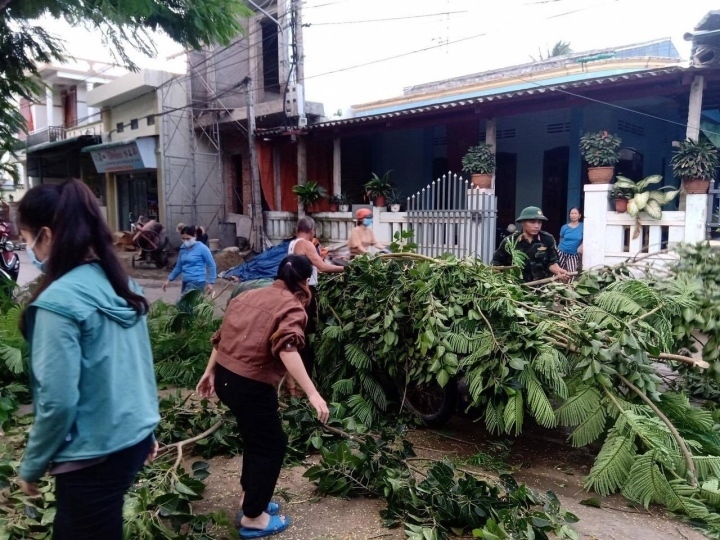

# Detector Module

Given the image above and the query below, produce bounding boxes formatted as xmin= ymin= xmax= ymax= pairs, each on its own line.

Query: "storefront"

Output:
xmin=83 ymin=136 xmax=160 ymax=231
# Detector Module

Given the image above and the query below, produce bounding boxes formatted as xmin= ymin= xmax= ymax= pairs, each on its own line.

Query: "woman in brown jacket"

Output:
xmin=195 ymin=254 xmax=329 ymax=539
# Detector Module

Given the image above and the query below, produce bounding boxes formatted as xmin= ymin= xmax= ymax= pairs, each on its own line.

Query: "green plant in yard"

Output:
xmin=608 ymin=185 xmax=633 ymax=200
xmin=292 ymin=181 xmax=328 ymax=207
xmin=461 ymin=142 xmax=496 ymax=175
xmin=613 ymin=175 xmax=680 ymax=219
xmin=671 ymin=138 xmax=720 ymax=181
xmin=364 ymin=171 xmax=394 ymax=199
xmin=579 ymin=130 xmax=622 ymax=167
xmin=386 ymin=188 xmax=404 ymax=205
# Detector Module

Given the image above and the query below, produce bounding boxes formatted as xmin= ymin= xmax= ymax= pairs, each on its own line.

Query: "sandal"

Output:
xmin=239 ymin=514 xmax=291 ymax=538
xmin=235 ymin=501 xmax=281 ymax=526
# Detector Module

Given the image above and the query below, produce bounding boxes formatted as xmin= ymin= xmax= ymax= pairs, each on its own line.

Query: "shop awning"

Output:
xmin=82 ymin=136 xmax=157 ymax=173
xmin=26 ymin=134 xmax=100 ymax=155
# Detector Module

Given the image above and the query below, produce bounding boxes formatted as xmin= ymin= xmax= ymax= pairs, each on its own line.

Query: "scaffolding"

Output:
xmin=159 ymin=55 xmax=223 ymax=236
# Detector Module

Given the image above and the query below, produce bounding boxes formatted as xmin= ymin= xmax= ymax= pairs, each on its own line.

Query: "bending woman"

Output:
xmin=16 ymin=180 xmax=159 ymax=540
xmin=196 ymin=254 xmax=329 ymax=539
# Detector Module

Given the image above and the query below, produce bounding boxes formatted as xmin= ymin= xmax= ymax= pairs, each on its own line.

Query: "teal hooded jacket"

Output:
xmin=19 ymin=263 xmax=160 ymax=482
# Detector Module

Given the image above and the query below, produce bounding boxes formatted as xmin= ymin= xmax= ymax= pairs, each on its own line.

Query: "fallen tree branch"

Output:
xmin=157 ymin=419 xmax=224 ymax=470
xmin=654 ymin=353 xmax=709 ymax=369
xmin=617 ymin=374 xmax=697 ymax=487
xmin=524 ymin=272 xmax=579 ymax=287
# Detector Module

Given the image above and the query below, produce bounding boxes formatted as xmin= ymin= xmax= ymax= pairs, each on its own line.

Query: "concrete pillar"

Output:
xmin=86 ymin=82 xmax=97 ymax=122
xmin=332 ymin=136 xmax=341 ymax=196
xmin=680 ymin=75 xmax=705 ymax=212
xmin=45 ymin=86 xmax=54 ymax=129
xmin=685 ymin=194 xmax=707 ymax=243
xmin=485 ymin=118 xmax=496 ymax=190
xmin=582 ymin=183 xmax=611 ymax=270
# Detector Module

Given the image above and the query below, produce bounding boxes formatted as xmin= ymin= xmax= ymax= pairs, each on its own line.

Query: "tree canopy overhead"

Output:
xmin=0 ymin=0 xmax=253 ymax=181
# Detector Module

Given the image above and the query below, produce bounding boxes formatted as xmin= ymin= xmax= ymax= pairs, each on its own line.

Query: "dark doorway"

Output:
xmin=261 ymin=19 xmax=280 ymax=94
xmin=616 ymin=148 xmax=644 ymax=181
xmin=495 ymin=152 xmax=517 ymax=228
xmin=542 ymin=146 xmax=569 ymax=239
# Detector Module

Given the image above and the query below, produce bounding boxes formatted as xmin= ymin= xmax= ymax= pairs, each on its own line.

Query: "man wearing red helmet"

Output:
xmin=348 ymin=208 xmax=386 ymax=258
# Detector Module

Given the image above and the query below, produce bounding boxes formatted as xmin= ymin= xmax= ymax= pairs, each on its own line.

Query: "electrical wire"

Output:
xmin=305 ymin=11 xmax=468 ymax=26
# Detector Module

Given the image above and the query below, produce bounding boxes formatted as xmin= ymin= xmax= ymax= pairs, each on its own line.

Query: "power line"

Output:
xmin=305 ymin=11 xmax=468 ymax=26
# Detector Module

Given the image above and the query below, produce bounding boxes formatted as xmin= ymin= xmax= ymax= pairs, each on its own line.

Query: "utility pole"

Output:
xmin=246 ymin=76 xmax=265 ymax=252
xmin=293 ymin=0 xmax=308 ymax=216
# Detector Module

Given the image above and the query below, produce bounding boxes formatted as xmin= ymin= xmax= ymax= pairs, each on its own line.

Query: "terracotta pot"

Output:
xmin=471 ymin=173 xmax=492 ymax=189
xmin=614 ymin=198 xmax=628 ymax=213
xmin=374 ymin=195 xmax=387 ymax=207
xmin=305 ymin=202 xmax=321 ymax=213
xmin=328 ymin=203 xmax=339 ymax=212
xmin=682 ymin=178 xmax=710 ymax=194
xmin=587 ymin=166 xmax=615 ymax=184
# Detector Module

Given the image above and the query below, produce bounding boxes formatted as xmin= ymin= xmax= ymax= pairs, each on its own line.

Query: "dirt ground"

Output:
xmin=190 ymin=413 xmax=707 ymax=540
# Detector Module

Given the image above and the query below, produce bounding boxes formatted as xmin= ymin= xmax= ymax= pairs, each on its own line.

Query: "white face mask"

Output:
xmin=183 ymin=238 xmax=196 ymax=248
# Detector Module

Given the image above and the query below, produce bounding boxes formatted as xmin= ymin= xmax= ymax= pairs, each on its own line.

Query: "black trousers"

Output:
xmin=215 ymin=363 xmax=287 ymax=518
xmin=53 ymin=434 xmax=153 ymax=540
xmin=300 ymin=286 xmax=318 ymax=377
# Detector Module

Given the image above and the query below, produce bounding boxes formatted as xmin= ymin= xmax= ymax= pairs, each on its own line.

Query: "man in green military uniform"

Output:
xmin=491 ymin=206 xmax=569 ymax=282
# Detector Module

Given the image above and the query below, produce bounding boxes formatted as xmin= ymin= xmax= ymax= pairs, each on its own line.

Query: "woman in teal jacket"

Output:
xmin=17 ymin=180 xmax=160 ymax=540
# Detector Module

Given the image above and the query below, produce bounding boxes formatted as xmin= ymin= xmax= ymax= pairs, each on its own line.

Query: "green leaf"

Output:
xmin=644 ymin=199 xmax=662 ymax=220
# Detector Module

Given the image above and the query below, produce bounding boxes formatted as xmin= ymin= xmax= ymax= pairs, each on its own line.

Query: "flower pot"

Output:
xmin=390 ymin=204 xmax=401 ymax=212
xmin=339 ymin=204 xmax=349 ymax=213
xmin=374 ymin=195 xmax=387 ymax=207
xmin=587 ymin=166 xmax=615 ymax=184
xmin=682 ymin=178 xmax=710 ymax=194
xmin=305 ymin=202 xmax=321 ymax=213
xmin=471 ymin=173 xmax=492 ymax=189
xmin=614 ymin=198 xmax=628 ymax=213
xmin=328 ymin=204 xmax=339 ymax=212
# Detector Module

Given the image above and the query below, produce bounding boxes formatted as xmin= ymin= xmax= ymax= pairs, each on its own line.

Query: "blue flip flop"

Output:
xmin=239 ymin=514 xmax=291 ymax=538
xmin=235 ymin=501 xmax=281 ymax=525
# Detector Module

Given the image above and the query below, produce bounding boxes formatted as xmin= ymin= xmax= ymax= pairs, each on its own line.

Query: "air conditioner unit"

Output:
xmin=298 ymin=116 xmax=308 ymax=128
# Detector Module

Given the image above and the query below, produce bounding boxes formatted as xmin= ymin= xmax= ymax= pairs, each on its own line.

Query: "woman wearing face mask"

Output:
xmin=196 ymin=255 xmax=329 ymax=539
xmin=163 ymin=225 xmax=217 ymax=296
xmin=348 ymin=208 xmax=386 ymax=259
xmin=16 ymin=180 xmax=159 ymax=540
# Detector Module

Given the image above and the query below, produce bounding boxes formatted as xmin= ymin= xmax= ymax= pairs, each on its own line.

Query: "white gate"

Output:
xmin=406 ymin=172 xmax=497 ymax=262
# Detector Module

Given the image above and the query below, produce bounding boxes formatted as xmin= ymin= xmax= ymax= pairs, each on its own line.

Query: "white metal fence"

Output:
xmin=406 ymin=172 xmax=497 ymax=262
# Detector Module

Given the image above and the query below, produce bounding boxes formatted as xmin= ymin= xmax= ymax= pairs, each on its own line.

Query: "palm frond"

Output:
xmin=556 ymin=385 xmax=602 ymax=427
xmin=585 ymin=422 xmax=637 ymax=496
xmin=345 ymin=344 xmax=372 ymax=371
xmin=503 ymin=394 xmax=524 ymax=436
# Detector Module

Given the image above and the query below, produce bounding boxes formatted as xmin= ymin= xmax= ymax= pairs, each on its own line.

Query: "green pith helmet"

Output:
xmin=516 ymin=206 xmax=548 ymax=222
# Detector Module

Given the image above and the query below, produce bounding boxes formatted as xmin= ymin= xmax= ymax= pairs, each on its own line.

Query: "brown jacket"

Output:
xmin=211 ymin=281 xmax=308 ymax=386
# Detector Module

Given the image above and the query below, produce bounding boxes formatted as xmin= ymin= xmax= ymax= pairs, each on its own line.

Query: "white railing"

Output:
xmin=264 ymin=211 xmax=296 ymax=244
xmin=263 ymin=208 xmax=410 ymax=247
xmin=602 ymin=211 xmax=684 ymax=267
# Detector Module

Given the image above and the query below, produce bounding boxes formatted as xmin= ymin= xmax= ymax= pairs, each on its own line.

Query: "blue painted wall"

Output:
xmin=363 ymin=99 xmax=686 ymax=216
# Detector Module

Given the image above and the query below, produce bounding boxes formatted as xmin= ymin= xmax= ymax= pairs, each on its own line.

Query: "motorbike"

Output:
xmin=0 ymin=221 xmax=20 ymax=292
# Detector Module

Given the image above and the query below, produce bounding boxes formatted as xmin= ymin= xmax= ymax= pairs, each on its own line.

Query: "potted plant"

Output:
xmin=608 ymin=184 xmax=633 ymax=213
xmin=292 ymin=181 xmax=328 ymax=213
xmin=387 ymin=188 xmax=403 ymax=212
xmin=461 ymin=143 xmax=496 ymax=188
xmin=614 ymin=174 xmax=680 ymax=238
xmin=579 ymin=130 xmax=622 ymax=184
xmin=670 ymin=138 xmax=720 ymax=194
xmin=365 ymin=171 xmax=393 ymax=207
xmin=330 ymin=193 xmax=350 ymax=212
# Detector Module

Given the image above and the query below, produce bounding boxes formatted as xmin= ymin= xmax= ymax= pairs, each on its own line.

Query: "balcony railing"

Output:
xmin=23 ymin=126 xmax=67 ymax=149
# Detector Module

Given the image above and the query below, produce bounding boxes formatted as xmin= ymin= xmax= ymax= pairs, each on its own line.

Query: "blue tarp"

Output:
xmin=220 ymin=239 xmax=292 ymax=281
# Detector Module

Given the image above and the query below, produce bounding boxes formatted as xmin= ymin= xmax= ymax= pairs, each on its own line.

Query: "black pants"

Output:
xmin=215 ymin=364 xmax=287 ymax=518
xmin=53 ymin=434 xmax=153 ymax=540
xmin=300 ymin=286 xmax=318 ymax=377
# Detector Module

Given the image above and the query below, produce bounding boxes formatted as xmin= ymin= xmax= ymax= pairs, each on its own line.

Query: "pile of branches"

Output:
xmin=315 ymin=244 xmax=720 ymax=536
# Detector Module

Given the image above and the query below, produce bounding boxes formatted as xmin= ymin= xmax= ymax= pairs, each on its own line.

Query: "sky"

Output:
xmin=33 ymin=0 xmax=718 ymax=116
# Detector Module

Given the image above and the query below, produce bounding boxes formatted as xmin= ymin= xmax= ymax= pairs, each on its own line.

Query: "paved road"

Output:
xmin=15 ymin=250 xmax=232 ymax=307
